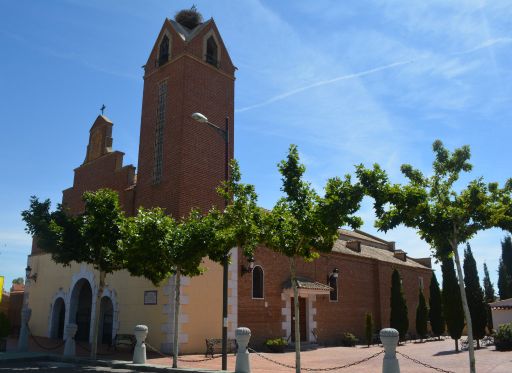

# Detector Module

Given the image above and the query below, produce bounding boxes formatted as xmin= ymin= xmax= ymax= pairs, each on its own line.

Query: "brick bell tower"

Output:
xmin=135 ymin=8 xmax=235 ymax=218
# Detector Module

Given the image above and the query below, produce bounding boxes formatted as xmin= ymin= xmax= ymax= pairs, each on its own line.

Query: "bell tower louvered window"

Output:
xmin=158 ymin=35 xmax=169 ymax=67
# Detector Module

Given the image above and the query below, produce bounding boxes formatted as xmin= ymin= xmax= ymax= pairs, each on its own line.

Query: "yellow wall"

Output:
xmin=26 ymin=253 xmax=224 ymax=354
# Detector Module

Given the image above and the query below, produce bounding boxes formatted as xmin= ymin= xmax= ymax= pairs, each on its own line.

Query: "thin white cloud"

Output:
xmin=237 ymin=37 xmax=512 ymax=114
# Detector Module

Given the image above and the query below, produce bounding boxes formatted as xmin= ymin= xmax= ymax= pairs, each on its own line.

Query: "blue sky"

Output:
xmin=1 ymin=0 xmax=511 ymax=291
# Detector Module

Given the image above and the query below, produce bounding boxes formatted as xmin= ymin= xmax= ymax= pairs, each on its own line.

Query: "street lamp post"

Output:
xmin=191 ymin=112 xmax=230 ymax=371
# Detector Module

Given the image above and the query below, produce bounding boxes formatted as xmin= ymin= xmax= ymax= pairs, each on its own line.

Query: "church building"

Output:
xmin=25 ymin=8 xmax=432 ymax=354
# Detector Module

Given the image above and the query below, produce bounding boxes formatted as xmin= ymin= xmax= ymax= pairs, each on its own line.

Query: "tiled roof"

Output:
xmin=332 ymin=239 xmax=430 ymax=269
xmin=283 ymin=277 xmax=333 ymax=292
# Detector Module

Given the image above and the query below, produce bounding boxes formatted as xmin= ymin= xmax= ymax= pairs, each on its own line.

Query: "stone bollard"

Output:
xmin=380 ymin=328 xmax=400 ymax=373
xmin=133 ymin=325 xmax=149 ymax=364
xmin=17 ymin=308 xmax=32 ymax=352
xmin=235 ymin=327 xmax=251 ymax=373
xmin=63 ymin=323 xmax=78 ymax=357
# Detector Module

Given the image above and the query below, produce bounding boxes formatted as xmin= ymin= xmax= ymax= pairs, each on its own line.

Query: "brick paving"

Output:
xmin=6 ymin=336 xmax=512 ymax=372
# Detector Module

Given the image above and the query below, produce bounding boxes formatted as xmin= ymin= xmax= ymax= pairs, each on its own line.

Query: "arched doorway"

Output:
xmin=99 ymin=296 xmax=114 ymax=345
xmin=50 ymin=297 xmax=66 ymax=339
xmin=69 ymin=279 xmax=92 ymax=342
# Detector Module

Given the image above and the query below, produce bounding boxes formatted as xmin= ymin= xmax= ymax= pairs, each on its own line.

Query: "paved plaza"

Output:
xmin=2 ymin=336 xmax=511 ymax=372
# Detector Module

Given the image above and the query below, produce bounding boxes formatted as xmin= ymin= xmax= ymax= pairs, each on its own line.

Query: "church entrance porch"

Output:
xmin=69 ymin=279 xmax=93 ymax=342
xmin=49 ymin=297 xmax=66 ymax=339
xmin=282 ymin=277 xmax=332 ymax=343
xmin=99 ymin=296 xmax=113 ymax=345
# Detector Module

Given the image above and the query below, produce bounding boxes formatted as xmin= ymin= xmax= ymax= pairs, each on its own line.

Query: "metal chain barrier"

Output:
xmin=145 ymin=342 xmax=223 ymax=363
xmin=26 ymin=324 xmax=66 ymax=351
xmin=396 ymin=351 xmax=455 ymax=373
xmin=248 ymin=347 xmax=384 ymax=371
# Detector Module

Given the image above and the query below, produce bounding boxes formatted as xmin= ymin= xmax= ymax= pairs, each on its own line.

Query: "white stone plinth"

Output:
xmin=17 ymin=308 xmax=31 ymax=352
xmin=380 ymin=328 xmax=400 ymax=373
xmin=235 ymin=327 xmax=251 ymax=373
xmin=63 ymin=323 xmax=78 ymax=357
xmin=133 ymin=325 xmax=149 ymax=364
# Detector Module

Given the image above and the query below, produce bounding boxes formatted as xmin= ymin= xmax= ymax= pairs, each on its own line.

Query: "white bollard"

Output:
xmin=17 ymin=308 xmax=31 ymax=352
xmin=380 ymin=328 xmax=400 ymax=373
xmin=235 ymin=327 xmax=251 ymax=373
xmin=63 ymin=323 xmax=78 ymax=357
xmin=133 ymin=325 xmax=149 ymax=364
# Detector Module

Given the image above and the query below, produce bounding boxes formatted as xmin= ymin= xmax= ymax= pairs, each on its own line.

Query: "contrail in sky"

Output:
xmin=236 ymin=37 xmax=512 ymax=113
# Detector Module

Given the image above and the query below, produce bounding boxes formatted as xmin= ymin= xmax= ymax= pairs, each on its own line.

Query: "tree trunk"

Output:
xmin=91 ymin=270 xmax=106 ymax=359
xmin=172 ymin=270 xmax=181 ymax=368
xmin=452 ymin=242 xmax=476 ymax=373
xmin=290 ymin=257 xmax=301 ymax=373
xmin=455 ymin=338 xmax=459 ymax=352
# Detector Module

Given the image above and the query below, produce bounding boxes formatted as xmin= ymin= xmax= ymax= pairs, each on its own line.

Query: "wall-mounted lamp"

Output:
xmin=25 ymin=265 xmax=37 ymax=283
xmin=329 ymin=268 xmax=339 ymax=280
xmin=241 ymin=256 xmax=255 ymax=277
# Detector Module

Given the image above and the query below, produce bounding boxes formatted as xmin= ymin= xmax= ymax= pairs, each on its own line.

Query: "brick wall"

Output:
xmin=237 ymin=246 xmax=432 ymax=347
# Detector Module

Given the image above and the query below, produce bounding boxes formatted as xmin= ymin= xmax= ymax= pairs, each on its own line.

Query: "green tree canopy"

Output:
xmin=356 ymin=140 xmax=508 ymax=373
xmin=442 ymin=257 xmax=465 ymax=352
xmin=429 ymin=272 xmax=445 ymax=339
xmin=390 ymin=269 xmax=409 ymax=341
xmin=122 ymin=207 xmax=213 ymax=367
xmin=463 ymin=244 xmax=487 ymax=346
xmin=21 ymin=189 xmax=126 ymax=359
xmin=11 ymin=277 xmax=24 ymax=285
xmin=261 ymin=144 xmax=364 ymax=373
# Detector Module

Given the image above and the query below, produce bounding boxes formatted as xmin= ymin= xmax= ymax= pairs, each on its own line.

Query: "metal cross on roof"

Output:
xmin=100 ymin=104 xmax=106 ymax=115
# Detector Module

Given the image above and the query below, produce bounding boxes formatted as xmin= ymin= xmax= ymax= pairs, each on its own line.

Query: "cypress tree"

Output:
xmin=429 ymin=272 xmax=445 ymax=339
xmin=442 ymin=257 xmax=465 ymax=352
xmin=482 ymin=263 xmax=495 ymax=331
xmin=463 ymin=244 xmax=487 ymax=348
xmin=497 ymin=259 xmax=511 ymax=300
xmin=390 ymin=269 xmax=409 ymax=341
xmin=498 ymin=236 xmax=512 ymax=299
xmin=416 ymin=288 xmax=428 ymax=341
xmin=365 ymin=312 xmax=374 ymax=347
xmin=503 ymin=236 xmax=512 ymax=279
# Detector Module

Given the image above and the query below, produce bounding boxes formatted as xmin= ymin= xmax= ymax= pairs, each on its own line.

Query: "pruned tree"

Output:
xmin=356 ymin=140 xmax=508 ymax=372
xmin=390 ymin=269 xmax=409 ymax=341
xmin=429 ymin=272 xmax=445 ymax=339
xmin=206 ymin=159 xmax=261 ymax=368
xmin=122 ymin=208 xmax=212 ymax=368
xmin=261 ymin=144 xmax=364 ymax=373
xmin=21 ymin=189 xmax=126 ymax=359
xmin=463 ymin=244 xmax=487 ymax=348
xmin=416 ymin=288 xmax=428 ymax=341
xmin=365 ymin=312 xmax=374 ymax=347
xmin=442 ymin=257 xmax=465 ymax=352
xmin=482 ymin=262 xmax=495 ymax=331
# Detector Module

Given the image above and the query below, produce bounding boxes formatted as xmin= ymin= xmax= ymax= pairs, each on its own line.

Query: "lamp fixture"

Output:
xmin=241 ymin=256 xmax=255 ymax=277
xmin=25 ymin=265 xmax=37 ymax=282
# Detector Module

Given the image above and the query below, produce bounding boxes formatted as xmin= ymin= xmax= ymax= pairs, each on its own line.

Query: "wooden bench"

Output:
xmin=112 ymin=334 xmax=136 ymax=352
xmin=205 ymin=338 xmax=237 ymax=357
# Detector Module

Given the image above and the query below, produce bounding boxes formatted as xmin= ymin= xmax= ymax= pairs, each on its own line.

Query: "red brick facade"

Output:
xmin=238 ymin=232 xmax=432 ymax=347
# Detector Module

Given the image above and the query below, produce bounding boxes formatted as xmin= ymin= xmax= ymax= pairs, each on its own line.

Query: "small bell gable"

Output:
xmin=84 ymin=115 xmax=113 ymax=164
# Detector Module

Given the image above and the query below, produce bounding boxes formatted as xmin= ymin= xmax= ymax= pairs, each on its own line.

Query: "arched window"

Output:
xmin=205 ymin=36 xmax=218 ymax=67
xmin=158 ymin=35 xmax=169 ymax=67
xmin=252 ymin=266 xmax=264 ymax=299
xmin=329 ymin=275 xmax=338 ymax=302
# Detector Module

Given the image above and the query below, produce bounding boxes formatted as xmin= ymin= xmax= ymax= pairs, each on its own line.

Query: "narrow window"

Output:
xmin=419 ymin=277 xmax=424 ymax=290
xmin=153 ymin=80 xmax=167 ymax=183
xmin=205 ymin=36 xmax=218 ymax=67
xmin=252 ymin=266 xmax=264 ymax=299
xmin=329 ymin=275 xmax=338 ymax=302
xmin=158 ymin=35 xmax=169 ymax=66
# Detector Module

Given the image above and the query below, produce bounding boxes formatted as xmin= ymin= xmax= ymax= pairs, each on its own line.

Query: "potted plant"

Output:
xmin=495 ymin=322 xmax=512 ymax=351
xmin=265 ymin=337 xmax=288 ymax=353
xmin=341 ymin=332 xmax=358 ymax=347
xmin=0 ymin=312 xmax=10 ymax=352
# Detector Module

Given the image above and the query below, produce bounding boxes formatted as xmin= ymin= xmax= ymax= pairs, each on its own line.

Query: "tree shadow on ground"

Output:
xmin=433 ymin=350 xmax=462 ymax=356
